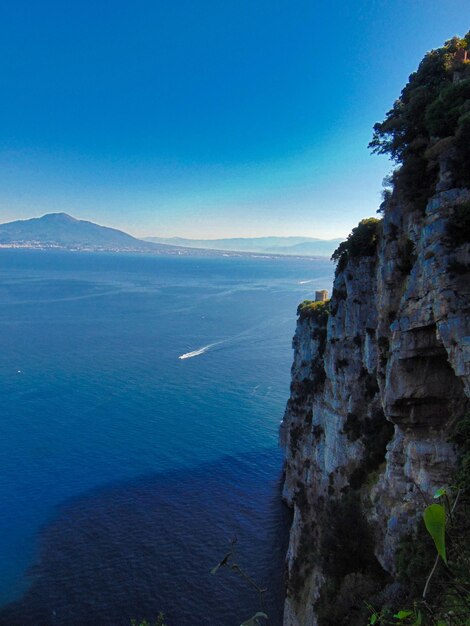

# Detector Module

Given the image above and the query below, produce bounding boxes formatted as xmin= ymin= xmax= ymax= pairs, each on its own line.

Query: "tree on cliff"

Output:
xmin=369 ymin=32 xmax=470 ymax=210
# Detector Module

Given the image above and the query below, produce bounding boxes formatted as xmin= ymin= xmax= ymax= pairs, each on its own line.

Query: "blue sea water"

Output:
xmin=0 ymin=250 xmax=334 ymax=625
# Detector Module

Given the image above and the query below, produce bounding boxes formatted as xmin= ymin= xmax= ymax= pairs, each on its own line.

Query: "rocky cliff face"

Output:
xmin=280 ymin=184 xmax=470 ymax=625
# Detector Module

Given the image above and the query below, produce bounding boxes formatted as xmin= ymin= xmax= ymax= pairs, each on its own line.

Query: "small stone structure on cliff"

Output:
xmin=314 ymin=290 xmax=329 ymax=302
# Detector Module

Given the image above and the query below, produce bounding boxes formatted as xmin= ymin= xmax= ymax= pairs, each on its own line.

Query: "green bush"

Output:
xmin=370 ymin=413 xmax=470 ymax=625
xmin=315 ymin=491 xmax=386 ymax=625
xmin=424 ymin=79 xmax=470 ymax=137
xmin=454 ymin=111 xmax=470 ymax=187
xmin=297 ymin=299 xmax=330 ymax=324
xmin=369 ymin=32 xmax=470 ymax=209
xmin=331 ymin=218 xmax=381 ymax=273
xmin=451 ymin=411 xmax=470 ymax=491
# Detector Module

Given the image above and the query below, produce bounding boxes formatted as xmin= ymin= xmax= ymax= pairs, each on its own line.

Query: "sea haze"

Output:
xmin=0 ymin=250 xmax=334 ymax=626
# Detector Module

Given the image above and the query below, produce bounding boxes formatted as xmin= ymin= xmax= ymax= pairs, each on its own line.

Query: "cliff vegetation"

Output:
xmin=281 ymin=32 xmax=470 ymax=626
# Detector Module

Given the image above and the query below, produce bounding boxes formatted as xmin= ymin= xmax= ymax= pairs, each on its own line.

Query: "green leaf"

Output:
xmin=370 ymin=614 xmax=378 ymax=625
xmin=240 ymin=612 xmax=268 ymax=626
xmin=423 ymin=503 xmax=447 ymax=564
xmin=394 ymin=610 xmax=413 ymax=619
xmin=433 ymin=487 xmax=446 ymax=499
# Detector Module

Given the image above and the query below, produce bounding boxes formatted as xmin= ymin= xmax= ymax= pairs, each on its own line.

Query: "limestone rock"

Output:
xmin=280 ymin=187 xmax=470 ymax=625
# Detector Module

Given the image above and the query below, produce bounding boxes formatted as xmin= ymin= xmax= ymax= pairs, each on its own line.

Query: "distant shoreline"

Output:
xmin=0 ymin=243 xmax=331 ymax=262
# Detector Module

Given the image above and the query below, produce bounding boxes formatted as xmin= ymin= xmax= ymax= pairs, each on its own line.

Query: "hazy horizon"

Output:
xmin=0 ymin=211 xmax=345 ymax=242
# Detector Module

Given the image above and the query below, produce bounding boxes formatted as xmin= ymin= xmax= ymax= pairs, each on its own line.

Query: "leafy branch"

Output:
xmin=366 ymin=486 xmax=470 ymax=626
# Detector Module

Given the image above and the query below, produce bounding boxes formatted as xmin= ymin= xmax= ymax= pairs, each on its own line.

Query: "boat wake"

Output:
xmin=178 ymin=343 xmax=219 ymax=360
xmin=178 ymin=316 xmax=290 ymax=361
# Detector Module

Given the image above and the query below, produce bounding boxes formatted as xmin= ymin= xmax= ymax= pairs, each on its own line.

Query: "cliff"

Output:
xmin=280 ymin=34 xmax=470 ymax=626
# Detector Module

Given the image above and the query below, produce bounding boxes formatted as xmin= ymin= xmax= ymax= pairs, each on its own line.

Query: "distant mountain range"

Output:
xmin=145 ymin=235 xmax=342 ymax=257
xmin=0 ymin=213 xmax=340 ymax=258
xmin=0 ymin=213 xmax=195 ymax=255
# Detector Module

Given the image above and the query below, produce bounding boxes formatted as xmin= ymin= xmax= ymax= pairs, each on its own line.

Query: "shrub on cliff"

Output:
xmin=297 ymin=299 xmax=330 ymax=324
xmin=331 ymin=218 xmax=381 ymax=273
xmin=367 ymin=413 xmax=470 ymax=626
xmin=369 ymin=32 xmax=470 ymax=209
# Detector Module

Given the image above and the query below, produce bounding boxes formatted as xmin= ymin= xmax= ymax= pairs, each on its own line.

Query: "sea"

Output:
xmin=0 ymin=249 xmax=334 ymax=626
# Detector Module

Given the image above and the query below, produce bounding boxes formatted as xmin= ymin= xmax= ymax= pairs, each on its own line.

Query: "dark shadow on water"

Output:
xmin=0 ymin=449 xmax=291 ymax=626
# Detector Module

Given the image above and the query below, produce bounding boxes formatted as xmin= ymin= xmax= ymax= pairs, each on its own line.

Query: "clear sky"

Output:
xmin=0 ymin=1 xmax=467 ymax=239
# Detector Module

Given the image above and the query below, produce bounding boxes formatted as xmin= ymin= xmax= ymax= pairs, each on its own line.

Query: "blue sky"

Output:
xmin=0 ymin=1 xmax=467 ymax=239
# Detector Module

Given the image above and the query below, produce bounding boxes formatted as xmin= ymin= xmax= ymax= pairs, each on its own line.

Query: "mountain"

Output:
xmin=0 ymin=214 xmax=340 ymax=257
xmin=0 ymin=213 xmax=165 ymax=251
xmin=263 ymin=240 xmax=342 ymax=256
xmin=145 ymin=235 xmax=342 ymax=257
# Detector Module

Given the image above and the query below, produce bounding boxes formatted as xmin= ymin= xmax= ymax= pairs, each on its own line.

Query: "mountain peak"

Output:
xmin=0 ymin=212 xmax=151 ymax=250
xmin=40 ymin=212 xmax=77 ymax=222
